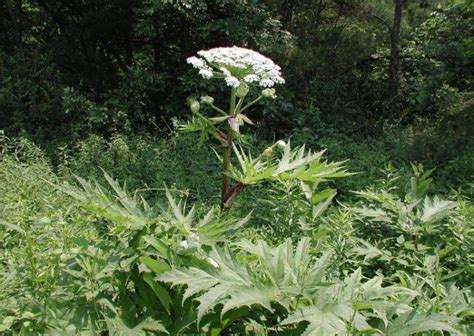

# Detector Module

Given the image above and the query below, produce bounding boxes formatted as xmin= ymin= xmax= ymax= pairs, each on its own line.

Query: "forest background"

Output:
xmin=0 ymin=0 xmax=472 ymax=189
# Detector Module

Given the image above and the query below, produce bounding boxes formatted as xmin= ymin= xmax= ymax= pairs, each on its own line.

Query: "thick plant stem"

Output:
xmin=221 ymin=89 xmax=236 ymax=210
xmin=221 ymin=136 xmax=232 ymax=208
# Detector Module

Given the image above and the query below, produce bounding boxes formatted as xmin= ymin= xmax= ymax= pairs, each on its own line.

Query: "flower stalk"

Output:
xmin=221 ymin=88 xmax=237 ymax=210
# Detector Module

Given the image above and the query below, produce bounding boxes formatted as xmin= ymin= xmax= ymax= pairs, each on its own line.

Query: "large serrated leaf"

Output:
xmin=384 ymin=310 xmax=459 ymax=335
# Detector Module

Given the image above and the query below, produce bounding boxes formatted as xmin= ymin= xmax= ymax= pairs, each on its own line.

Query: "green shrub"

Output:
xmin=58 ymin=133 xmax=219 ymax=204
xmin=0 ymin=148 xmax=103 ymax=333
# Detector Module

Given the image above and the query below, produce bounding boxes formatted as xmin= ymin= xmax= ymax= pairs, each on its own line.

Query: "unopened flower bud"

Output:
xmin=190 ymin=100 xmax=200 ymax=113
xmin=262 ymin=147 xmax=273 ymax=157
xmin=236 ymin=83 xmax=249 ymax=98
xmin=276 ymin=140 xmax=286 ymax=150
xmin=200 ymin=96 xmax=214 ymax=105
xmin=262 ymin=88 xmax=277 ymax=99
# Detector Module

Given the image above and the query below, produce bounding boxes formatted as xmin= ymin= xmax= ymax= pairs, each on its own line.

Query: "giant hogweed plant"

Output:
xmin=182 ymin=46 xmax=348 ymax=211
xmin=55 ymin=48 xmax=462 ymax=334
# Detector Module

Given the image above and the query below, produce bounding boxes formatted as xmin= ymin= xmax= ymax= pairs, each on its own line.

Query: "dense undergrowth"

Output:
xmin=0 ymin=133 xmax=472 ymax=335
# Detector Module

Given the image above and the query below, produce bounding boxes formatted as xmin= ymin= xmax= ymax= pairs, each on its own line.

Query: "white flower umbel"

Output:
xmin=187 ymin=46 xmax=285 ymax=88
xmin=199 ymin=69 xmax=213 ymax=79
xmin=187 ymin=56 xmax=214 ymax=79
xmin=225 ymin=76 xmax=241 ymax=88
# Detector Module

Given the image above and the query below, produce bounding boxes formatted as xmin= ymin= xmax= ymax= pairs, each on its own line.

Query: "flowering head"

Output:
xmin=187 ymin=46 xmax=285 ymax=89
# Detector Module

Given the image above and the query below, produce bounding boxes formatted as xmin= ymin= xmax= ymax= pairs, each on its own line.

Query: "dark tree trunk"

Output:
xmin=152 ymin=10 xmax=161 ymax=71
xmin=5 ymin=0 xmax=22 ymax=47
xmin=388 ymin=0 xmax=403 ymax=114
xmin=281 ymin=0 xmax=296 ymax=28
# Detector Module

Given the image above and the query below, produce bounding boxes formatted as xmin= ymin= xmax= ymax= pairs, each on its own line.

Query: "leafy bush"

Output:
xmin=0 ymin=145 xmax=103 ymax=333
xmin=1 ymin=134 xmax=472 ymax=334
xmin=58 ymin=133 xmax=219 ymax=204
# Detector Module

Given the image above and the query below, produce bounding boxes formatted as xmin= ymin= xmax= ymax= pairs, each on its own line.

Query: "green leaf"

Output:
xmin=142 ymin=273 xmax=172 ymax=314
xmin=384 ymin=310 xmax=459 ymax=335
xmin=56 ymin=172 xmax=154 ymax=230
xmin=142 ymin=235 xmax=171 ymax=260
xmin=311 ymin=189 xmax=337 ymax=220
xmin=282 ymin=304 xmax=352 ymax=336
xmin=418 ymin=196 xmax=457 ymax=223
xmin=160 ymin=267 xmax=219 ymax=302
xmin=229 ymin=141 xmax=350 ymax=186
xmin=105 ymin=316 xmax=169 ymax=335
xmin=311 ymin=188 xmax=336 ymax=205
xmin=140 ymin=256 xmax=171 ymax=276
xmin=160 ymin=239 xmax=337 ymax=326
xmin=197 ymin=210 xmax=251 ymax=244
xmin=220 ymin=286 xmax=274 ymax=317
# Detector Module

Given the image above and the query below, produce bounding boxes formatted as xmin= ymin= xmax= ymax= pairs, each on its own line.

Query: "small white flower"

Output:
xmin=199 ymin=69 xmax=213 ymax=79
xmin=187 ymin=56 xmax=213 ymax=80
xmin=187 ymin=56 xmax=205 ymax=68
xmin=244 ymin=74 xmax=259 ymax=83
xmin=259 ymin=79 xmax=274 ymax=88
xmin=225 ymin=76 xmax=241 ymax=88
xmin=220 ymin=67 xmax=231 ymax=77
